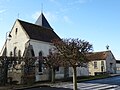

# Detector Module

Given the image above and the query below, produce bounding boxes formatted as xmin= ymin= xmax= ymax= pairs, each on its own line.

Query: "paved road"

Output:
xmin=24 ymin=76 xmax=120 ymax=90
xmin=23 ymin=87 xmax=72 ymax=90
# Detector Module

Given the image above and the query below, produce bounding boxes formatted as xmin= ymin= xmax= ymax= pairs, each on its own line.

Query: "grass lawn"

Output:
xmin=52 ymin=74 xmax=111 ymax=83
xmin=77 ymin=74 xmax=110 ymax=82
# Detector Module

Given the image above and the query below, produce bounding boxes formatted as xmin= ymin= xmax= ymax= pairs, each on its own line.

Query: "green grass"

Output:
xmin=50 ymin=74 xmax=111 ymax=83
xmin=77 ymin=74 xmax=110 ymax=82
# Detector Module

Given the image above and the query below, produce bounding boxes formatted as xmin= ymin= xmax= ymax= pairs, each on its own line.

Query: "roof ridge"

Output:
xmin=93 ymin=50 xmax=111 ymax=53
xmin=17 ymin=19 xmax=53 ymax=31
xmin=17 ymin=19 xmax=60 ymax=43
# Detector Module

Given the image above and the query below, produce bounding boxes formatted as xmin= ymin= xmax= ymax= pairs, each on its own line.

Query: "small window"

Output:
xmin=56 ymin=66 xmax=59 ymax=71
xmin=15 ymin=28 xmax=18 ymax=35
xmin=110 ymin=63 xmax=113 ymax=68
xmin=10 ymin=51 xmax=13 ymax=57
xmin=39 ymin=51 xmax=42 ymax=56
xmin=14 ymin=47 xmax=17 ymax=57
xmin=101 ymin=61 xmax=104 ymax=72
xmin=94 ymin=61 xmax=97 ymax=69
xmin=39 ymin=51 xmax=43 ymax=72
xmin=18 ymin=50 xmax=21 ymax=57
xmin=31 ymin=49 xmax=35 ymax=57
xmin=39 ymin=61 xmax=42 ymax=72
xmin=101 ymin=61 xmax=104 ymax=66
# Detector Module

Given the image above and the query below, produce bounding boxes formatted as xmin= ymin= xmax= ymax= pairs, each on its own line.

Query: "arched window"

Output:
xmin=39 ymin=51 xmax=43 ymax=72
xmin=31 ymin=49 xmax=35 ymax=57
xmin=39 ymin=51 xmax=42 ymax=56
xmin=18 ymin=50 xmax=21 ymax=57
xmin=15 ymin=28 xmax=18 ymax=35
xmin=14 ymin=47 xmax=17 ymax=57
xmin=10 ymin=51 xmax=13 ymax=57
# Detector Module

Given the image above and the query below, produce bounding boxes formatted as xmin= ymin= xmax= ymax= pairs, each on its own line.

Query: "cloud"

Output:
xmin=63 ymin=16 xmax=72 ymax=24
xmin=68 ymin=0 xmax=92 ymax=5
xmin=44 ymin=12 xmax=57 ymax=22
xmin=0 ymin=9 xmax=6 ymax=21
xmin=0 ymin=9 xmax=6 ymax=14
xmin=32 ymin=11 xmax=57 ymax=23
xmin=1 ymin=0 xmax=10 ymax=2
xmin=32 ymin=11 xmax=41 ymax=20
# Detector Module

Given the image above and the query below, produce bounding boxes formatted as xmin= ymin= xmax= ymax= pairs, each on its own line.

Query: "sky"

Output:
xmin=0 ymin=0 xmax=120 ymax=59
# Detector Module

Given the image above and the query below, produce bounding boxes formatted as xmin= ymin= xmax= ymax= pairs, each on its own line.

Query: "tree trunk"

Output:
xmin=51 ymin=67 xmax=55 ymax=83
xmin=49 ymin=68 xmax=52 ymax=81
xmin=64 ymin=67 xmax=69 ymax=80
xmin=3 ymin=59 xmax=9 ymax=85
xmin=73 ymin=66 xmax=77 ymax=90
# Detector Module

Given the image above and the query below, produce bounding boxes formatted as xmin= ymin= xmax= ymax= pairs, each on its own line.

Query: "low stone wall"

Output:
xmin=8 ymin=70 xmax=22 ymax=84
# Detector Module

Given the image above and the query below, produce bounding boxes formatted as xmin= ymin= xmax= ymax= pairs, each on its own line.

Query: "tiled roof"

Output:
xmin=18 ymin=19 xmax=60 ymax=43
xmin=86 ymin=51 xmax=110 ymax=60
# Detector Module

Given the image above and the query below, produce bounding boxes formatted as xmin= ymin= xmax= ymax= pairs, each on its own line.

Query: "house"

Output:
xmin=0 ymin=13 xmax=89 ymax=83
xmin=116 ymin=60 xmax=120 ymax=74
xmin=87 ymin=50 xmax=116 ymax=76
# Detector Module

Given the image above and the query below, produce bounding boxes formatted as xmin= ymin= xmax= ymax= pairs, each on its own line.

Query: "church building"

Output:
xmin=0 ymin=13 xmax=60 ymax=58
xmin=0 ymin=13 xmax=89 ymax=83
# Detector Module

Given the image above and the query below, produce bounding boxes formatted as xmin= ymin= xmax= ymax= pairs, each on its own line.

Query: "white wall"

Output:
xmin=35 ymin=65 xmax=64 ymax=81
xmin=30 ymin=40 xmax=55 ymax=81
xmin=5 ymin=20 xmax=29 ymax=57
xmin=106 ymin=52 xmax=116 ymax=74
xmin=116 ymin=63 xmax=120 ymax=74
xmin=30 ymin=39 xmax=53 ymax=57
xmin=55 ymin=67 xmax=64 ymax=79
xmin=69 ymin=67 xmax=89 ymax=77
xmin=88 ymin=60 xmax=106 ymax=76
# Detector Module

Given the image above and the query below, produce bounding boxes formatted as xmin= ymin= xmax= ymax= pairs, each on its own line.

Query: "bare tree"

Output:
xmin=44 ymin=50 xmax=60 ymax=83
xmin=45 ymin=38 xmax=93 ymax=90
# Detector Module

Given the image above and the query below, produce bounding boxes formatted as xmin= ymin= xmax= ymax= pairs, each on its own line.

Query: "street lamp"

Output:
xmin=5 ymin=31 xmax=12 ymax=57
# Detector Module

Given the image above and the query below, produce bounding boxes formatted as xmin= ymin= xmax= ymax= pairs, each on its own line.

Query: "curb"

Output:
xmin=10 ymin=74 xmax=120 ymax=89
xmin=78 ymin=74 xmax=120 ymax=83
xmin=14 ymin=85 xmax=50 ymax=90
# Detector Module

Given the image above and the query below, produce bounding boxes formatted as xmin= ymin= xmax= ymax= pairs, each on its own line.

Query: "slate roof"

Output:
xmin=18 ymin=19 xmax=60 ymax=43
xmin=86 ymin=51 xmax=111 ymax=61
xmin=35 ymin=13 xmax=52 ymax=30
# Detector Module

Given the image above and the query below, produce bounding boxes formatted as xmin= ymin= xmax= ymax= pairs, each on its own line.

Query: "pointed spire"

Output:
xmin=35 ymin=13 xmax=53 ymax=30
